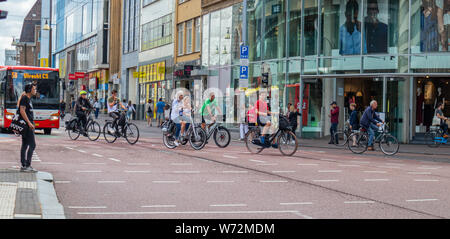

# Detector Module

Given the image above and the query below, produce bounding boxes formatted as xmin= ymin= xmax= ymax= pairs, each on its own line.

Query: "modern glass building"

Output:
xmin=244 ymin=0 xmax=450 ymax=143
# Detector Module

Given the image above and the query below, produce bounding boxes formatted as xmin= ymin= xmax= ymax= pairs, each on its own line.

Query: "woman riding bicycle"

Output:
xmin=435 ymin=102 xmax=449 ymax=138
xmin=171 ymin=91 xmax=187 ymax=147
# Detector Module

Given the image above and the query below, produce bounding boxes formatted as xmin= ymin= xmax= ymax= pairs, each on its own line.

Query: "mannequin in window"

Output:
xmin=435 ymin=87 xmax=445 ymax=108
xmin=417 ymin=87 xmax=425 ymax=125
xmin=420 ymin=0 xmax=445 ymax=52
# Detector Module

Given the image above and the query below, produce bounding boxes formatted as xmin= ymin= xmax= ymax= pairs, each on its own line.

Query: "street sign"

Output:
xmin=75 ymin=72 xmax=85 ymax=78
xmin=239 ymin=66 xmax=248 ymax=80
xmin=240 ymin=45 xmax=249 ymax=60
xmin=68 ymin=74 xmax=76 ymax=80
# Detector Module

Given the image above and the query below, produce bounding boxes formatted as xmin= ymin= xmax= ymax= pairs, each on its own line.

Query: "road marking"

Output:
xmin=272 ymin=171 xmax=296 ymax=173
xmin=54 ymin=181 xmax=71 ymax=184
xmin=92 ymin=154 xmax=103 ymax=158
xmin=141 ymin=205 xmax=176 ymax=208
xmin=222 ymin=170 xmax=248 ymax=174
xmin=351 ymin=161 xmax=370 ymax=164
xmin=40 ymin=162 xmax=63 ymax=165
xmin=76 ymin=170 xmax=102 ymax=173
xmin=210 ymin=204 xmax=247 ymax=207
xmin=407 ymin=172 xmax=432 ymax=175
xmin=414 ymin=179 xmax=439 ymax=182
xmin=82 ymin=163 xmax=106 ymax=165
xmin=344 ymin=201 xmax=375 ymax=204
xmin=77 ymin=150 xmax=86 ymax=153
xmin=249 ymin=159 xmax=266 ymax=163
xmin=385 ymin=163 xmax=405 ymax=166
xmin=65 ymin=147 xmax=74 ymax=150
xmin=173 ymin=171 xmax=200 ymax=174
xmin=223 ymin=154 xmax=237 ymax=159
xmin=14 ymin=214 xmax=41 ymax=219
xmin=259 ymin=180 xmax=288 ymax=183
xmin=320 ymin=158 xmax=337 ymax=162
xmin=297 ymin=163 xmax=318 ymax=166
xmin=124 ymin=171 xmax=151 ymax=173
xmin=77 ymin=210 xmax=302 ymax=216
xmin=378 ymin=166 xmax=400 ymax=169
xmin=279 ymin=202 xmax=313 ymax=205
xmin=0 ymin=162 xmax=16 ymax=164
xmin=108 ymin=158 xmax=121 ymax=162
xmin=338 ymin=164 xmax=361 ymax=167
xmin=152 ymin=181 xmax=180 ymax=184
xmin=318 ymin=170 xmax=342 ymax=173
xmin=406 ymin=199 xmax=438 ymax=202
xmin=312 ymin=179 xmax=339 ymax=182
xmin=364 ymin=179 xmax=390 ymax=182
xmin=98 ymin=181 xmax=126 ymax=184
xmin=256 ymin=163 xmax=278 ymax=166
xmin=363 ymin=171 xmax=387 ymax=174
xmin=207 ymin=181 xmax=235 ymax=183
xmin=170 ymin=163 xmax=192 ymax=166
xmin=128 ymin=163 xmax=151 ymax=165
xmin=69 ymin=206 xmax=107 ymax=209
xmin=417 ymin=167 xmax=442 ymax=170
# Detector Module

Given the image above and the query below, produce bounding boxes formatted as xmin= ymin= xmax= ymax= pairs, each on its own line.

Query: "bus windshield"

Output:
xmin=5 ymin=70 xmax=60 ymax=109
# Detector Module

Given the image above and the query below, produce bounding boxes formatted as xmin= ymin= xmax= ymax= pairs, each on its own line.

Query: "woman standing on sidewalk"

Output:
xmin=19 ymin=84 xmax=37 ymax=172
xmin=93 ymin=97 xmax=101 ymax=119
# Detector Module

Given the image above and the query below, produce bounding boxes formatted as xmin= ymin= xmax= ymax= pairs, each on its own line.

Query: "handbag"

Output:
xmin=8 ymin=110 xmax=28 ymax=135
xmin=432 ymin=116 xmax=441 ymax=126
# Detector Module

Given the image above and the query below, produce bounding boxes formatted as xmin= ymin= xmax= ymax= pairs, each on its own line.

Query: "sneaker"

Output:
xmin=174 ymin=141 xmax=180 ymax=147
xmin=23 ymin=167 xmax=37 ymax=172
xmin=367 ymin=146 xmax=375 ymax=151
xmin=20 ymin=167 xmax=26 ymax=172
xmin=443 ymin=134 xmax=449 ymax=138
xmin=271 ymin=143 xmax=278 ymax=149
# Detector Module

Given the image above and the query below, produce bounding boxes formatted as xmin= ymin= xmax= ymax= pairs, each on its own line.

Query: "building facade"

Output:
xmin=4 ymin=49 xmax=18 ymax=66
xmin=243 ymin=0 xmax=450 ymax=143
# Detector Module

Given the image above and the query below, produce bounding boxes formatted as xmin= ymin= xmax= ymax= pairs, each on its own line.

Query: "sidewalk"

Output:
xmin=0 ymin=169 xmax=65 ymax=219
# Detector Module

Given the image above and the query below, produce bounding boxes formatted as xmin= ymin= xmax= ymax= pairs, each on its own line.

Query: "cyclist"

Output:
xmin=200 ymin=92 xmax=222 ymax=131
xmin=348 ymin=103 xmax=359 ymax=147
xmin=75 ymin=91 xmax=93 ymax=136
xmin=359 ymin=100 xmax=384 ymax=151
xmin=171 ymin=91 xmax=185 ymax=146
xmin=255 ymin=91 xmax=278 ymax=148
xmin=435 ymin=102 xmax=448 ymax=138
xmin=107 ymin=90 xmax=127 ymax=136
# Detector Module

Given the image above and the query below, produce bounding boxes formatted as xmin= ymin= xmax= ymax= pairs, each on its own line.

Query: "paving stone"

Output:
xmin=14 ymin=188 xmax=41 ymax=215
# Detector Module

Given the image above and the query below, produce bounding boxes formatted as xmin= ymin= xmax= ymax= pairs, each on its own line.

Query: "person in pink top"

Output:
xmin=328 ymin=101 xmax=340 ymax=144
xmin=255 ymin=91 xmax=278 ymax=148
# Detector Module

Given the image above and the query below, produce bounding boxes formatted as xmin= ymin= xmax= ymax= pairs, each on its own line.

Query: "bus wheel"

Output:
xmin=44 ymin=129 xmax=52 ymax=135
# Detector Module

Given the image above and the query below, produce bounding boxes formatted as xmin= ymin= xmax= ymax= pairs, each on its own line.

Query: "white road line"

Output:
xmin=207 ymin=181 xmax=235 ymax=183
xmin=297 ymin=163 xmax=318 ymax=166
xmin=407 ymin=172 xmax=432 ymax=175
xmin=152 ymin=181 xmax=180 ymax=183
xmin=98 ymin=181 xmax=126 ymax=184
xmin=127 ymin=163 xmax=150 ymax=165
xmin=76 ymin=170 xmax=102 ymax=173
xmin=344 ymin=201 xmax=375 ymax=204
xmin=0 ymin=162 xmax=17 ymax=164
xmin=54 ymin=181 xmax=71 ymax=184
xmin=249 ymin=159 xmax=266 ymax=163
xmin=77 ymin=150 xmax=86 ymax=153
xmin=259 ymin=180 xmax=288 ymax=183
xmin=173 ymin=171 xmax=200 ymax=174
xmin=124 ymin=171 xmax=151 ymax=173
xmin=65 ymin=147 xmax=74 ymax=150
xmin=417 ymin=167 xmax=442 ymax=170
xmin=222 ymin=170 xmax=248 ymax=174
xmin=223 ymin=155 xmax=238 ymax=159
xmin=108 ymin=158 xmax=121 ymax=162
xmin=69 ymin=206 xmax=107 ymax=209
xmin=385 ymin=163 xmax=405 ymax=166
xmin=364 ymin=179 xmax=390 ymax=182
xmin=320 ymin=158 xmax=337 ymax=162
xmin=272 ymin=171 xmax=296 ymax=173
xmin=92 ymin=154 xmax=103 ymax=158
xmin=363 ymin=171 xmax=387 ymax=174
xmin=279 ymin=202 xmax=313 ymax=205
xmin=82 ymin=163 xmax=106 ymax=165
xmin=77 ymin=210 xmax=301 ymax=216
xmin=141 ymin=205 xmax=176 ymax=208
xmin=256 ymin=163 xmax=278 ymax=166
xmin=338 ymin=164 xmax=361 ymax=167
xmin=351 ymin=161 xmax=370 ymax=164
xmin=318 ymin=170 xmax=342 ymax=173
xmin=210 ymin=204 xmax=247 ymax=207
xmin=414 ymin=179 xmax=439 ymax=182
xmin=378 ymin=166 xmax=400 ymax=169
xmin=406 ymin=199 xmax=438 ymax=202
xmin=170 ymin=163 xmax=192 ymax=166
xmin=312 ymin=179 xmax=339 ymax=182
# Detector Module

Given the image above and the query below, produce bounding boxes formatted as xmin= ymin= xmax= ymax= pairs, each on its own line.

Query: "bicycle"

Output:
xmin=203 ymin=118 xmax=231 ymax=148
xmin=332 ymin=122 xmax=353 ymax=147
xmin=425 ymin=124 xmax=449 ymax=148
xmin=103 ymin=110 xmax=140 ymax=145
xmin=65 ymin=109 xmax=101 ymax=141
xmin=347 ymin=122 xmax=399 ymax=155
xmin=162 ymin=112 xmax=207 ymax=150
xmin=245 ymin=115 xmax=298 ymax=156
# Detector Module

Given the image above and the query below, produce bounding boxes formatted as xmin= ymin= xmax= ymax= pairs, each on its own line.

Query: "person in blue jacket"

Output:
xmin=360 ymin=100 xmax=384 ymax=151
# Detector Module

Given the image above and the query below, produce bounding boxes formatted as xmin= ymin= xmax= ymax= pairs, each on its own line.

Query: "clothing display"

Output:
xmin=416 ymin=90 xmax=424 ymax=125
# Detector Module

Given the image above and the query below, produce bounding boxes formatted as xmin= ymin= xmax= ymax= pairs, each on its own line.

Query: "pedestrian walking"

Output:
xmin=156 ymin=98 xmax=166 ymax=127
xmin=127 ymin=100 xmax=136 ymax=120
xmin=288 ymin=105 xmax=301 ymax=134
xmin=328 ymin=101 xmax=340 ymax=144
xmin=19 ymin=84 xmax=37 ymax=172
xmin=71 ymin=97 xmax=76 ymax=115
xmin=60 ymin=99 xmax=66 ymax=120
xmin=93 ymin=97 xmax=101 ymax=119
xmin=146 ymin=99 xmax=153 ymax=127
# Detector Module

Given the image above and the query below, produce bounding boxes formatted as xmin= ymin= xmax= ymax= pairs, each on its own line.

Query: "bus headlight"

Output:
xmin=50 ymin=113 xmax=59 ymax=121
xmin=5 ymin=113 xmax=14 ymax=120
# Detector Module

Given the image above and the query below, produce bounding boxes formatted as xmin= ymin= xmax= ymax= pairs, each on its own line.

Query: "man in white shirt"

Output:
xmin=171 ymin=91 xmax=184 ymax=146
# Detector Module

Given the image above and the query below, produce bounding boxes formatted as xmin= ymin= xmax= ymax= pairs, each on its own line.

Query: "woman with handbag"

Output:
xmin=19 ymin=84 xmax=37 ymax=172
xmin=435 ymin=102 xmax=448 ymax=138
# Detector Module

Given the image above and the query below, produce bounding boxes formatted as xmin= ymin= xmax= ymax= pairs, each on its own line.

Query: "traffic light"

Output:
xmin=0 ymin=10 xmax=7 ymax=19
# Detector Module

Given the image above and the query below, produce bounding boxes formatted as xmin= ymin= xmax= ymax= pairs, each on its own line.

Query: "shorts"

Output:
xmin=201 ymin=114 xmax=213 ymax=124
xmin=257 ymin=115 xmax=271 ymax=127
xmin=156 ymin=112 xmax=164 ymax=121
xmin=147 ymin=112 xmax=153 ymax=118
xmin=173 ymin=115 xmax=190 ymax=124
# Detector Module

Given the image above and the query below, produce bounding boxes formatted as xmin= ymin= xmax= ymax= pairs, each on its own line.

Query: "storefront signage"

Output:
xmin=75 ymin=72 xmax=85 ymax=78
xmin=272 ymin=4 xmax=281 ymax=14
xmin=138 ymin=61 xmax=165 ymax=83
xmin=69 ymin=74 xmax=77 ymax=80
xmin=11 ymin=72 xmax=49 ymax=79
xmin=184 ymin=65 xmax=193 ymax=77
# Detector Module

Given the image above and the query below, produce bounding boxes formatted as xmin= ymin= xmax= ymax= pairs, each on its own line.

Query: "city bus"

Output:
xmin=0 ymin=66 xmax=61 ymax=135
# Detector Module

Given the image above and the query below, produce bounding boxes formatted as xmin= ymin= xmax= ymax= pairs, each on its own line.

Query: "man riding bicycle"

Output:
xmin=75 ymin=91 xmax=93 ymax=136
xmin=435 ymin=102 xmax=449 ymax=138
xmin=255 ymin=91 xmax=278 ymax=148
xmin=200 ymin=92 xmax=222 ymax=131
xmin=107 ymin=90 xmax=127 ymax=136
xmin=359 ymin=100 xmax=384 ymax=151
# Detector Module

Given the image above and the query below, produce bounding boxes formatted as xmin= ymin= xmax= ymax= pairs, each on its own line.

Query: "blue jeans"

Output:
xmin=175 ymin=123 xmax=190 ymax=139
xmin=95 ymin=108 xmax=99 ymax=119
xmin=330 ymin=123 xmax=338 ymax=143
xmin=367 ymin=123 xmax=379 ymax=146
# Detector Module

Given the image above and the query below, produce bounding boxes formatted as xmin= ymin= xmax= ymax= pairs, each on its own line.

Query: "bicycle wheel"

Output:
xmin=68 ymin=127 xmax=80 ymax=140
xmin=245 ymin=128 xmax=264 ymax=154
xmin=124 ymin=123 xmax=140 ymax=145
xmin=103 ymin=122 xmax=117 ymax=143
xmin=333 ymin=131 xmax=348 ymax=147
xmin=213 ymin=126 xmax=231 ymax=148
xmin=189 ymin=126 xmax=207 ymax=150
xmin=86 ymin=121 xmax=101 ymax=141
xmin=425 ymin=130 xmax=441 ymax=148
xmin=347 ymin=132 xmax=368 ymax=154
xmin=379 ymin=135 xmax=399 ymax=155
xmin=278 ymin=130 xmax=298 ymax=156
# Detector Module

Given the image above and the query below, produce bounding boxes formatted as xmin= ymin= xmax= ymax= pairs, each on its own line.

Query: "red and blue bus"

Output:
xmin=0 ymin=66 xmax=61 ymax=135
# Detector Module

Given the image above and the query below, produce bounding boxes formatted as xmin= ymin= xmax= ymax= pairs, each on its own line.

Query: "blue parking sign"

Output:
xmin=240 ymin=45 xmax=249 ymax=59
xmin=240 ymin=66 xmax=248 ymax=80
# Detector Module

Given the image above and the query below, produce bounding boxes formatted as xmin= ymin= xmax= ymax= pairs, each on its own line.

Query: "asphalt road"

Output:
xmin=1 ymin=125 xmax=449 ymax=219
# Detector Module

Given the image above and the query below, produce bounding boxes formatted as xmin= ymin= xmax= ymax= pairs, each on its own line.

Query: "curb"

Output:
xmin=36 ymin=171 xmax=66 ymax=219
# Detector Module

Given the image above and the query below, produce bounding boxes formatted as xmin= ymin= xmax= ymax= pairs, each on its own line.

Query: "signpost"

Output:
xmin=239 ymin=45 xmax=249 ymax=90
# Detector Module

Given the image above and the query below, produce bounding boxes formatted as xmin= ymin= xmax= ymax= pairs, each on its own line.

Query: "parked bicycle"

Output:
xmin=332 ymin=122 xmax=353 ymax=147
xmin=425 ymin=124 xmax=449 ymax=148
xmin=65 ymin=109 xmax=101 ymax=141
xmin=103 ymin=110 xmax=140 ymax=145
xmin=245 ymin=115 xmax=298 ymax=156
xmin=347 ymin=122 xmax=399 ymax=155
xmin=162 ymin=111 xmax=207 ymax=150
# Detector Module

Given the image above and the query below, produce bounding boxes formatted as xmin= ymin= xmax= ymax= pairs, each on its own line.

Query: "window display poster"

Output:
xmin=420 ymin=0 xmax=450 ymax=52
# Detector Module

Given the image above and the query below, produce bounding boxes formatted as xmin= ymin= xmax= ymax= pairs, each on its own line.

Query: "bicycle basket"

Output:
xmin=279 ymin=115 xmax=290 ymax=130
